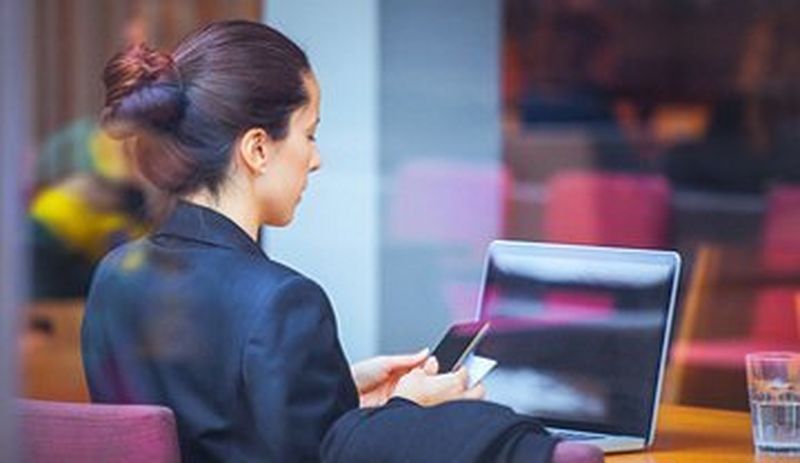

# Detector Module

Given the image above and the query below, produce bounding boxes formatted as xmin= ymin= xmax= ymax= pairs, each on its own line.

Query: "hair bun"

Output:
xmin=101 ymin=43 xmax=185 ymax=138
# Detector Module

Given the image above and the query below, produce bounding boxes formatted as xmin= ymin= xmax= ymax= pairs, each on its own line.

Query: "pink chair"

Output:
xmin=15 ymin=399 xmax=602 ymax=463
xmin=761 ymin=185 xmax=800 ymax=272
xmin=753 ymin=185 xmax=800 ymax=345
xmin=388 ymin=159 xmax=510 ymax=251
xmin=717 ymin=185 xmax=800 ymax=349
xmin=17 ymin=399 xmax=180 ymax=463
xmin=553 ymin=442 xmax=604 ymax=463
xmin=543 ymin=171 xmax=671 ymax=248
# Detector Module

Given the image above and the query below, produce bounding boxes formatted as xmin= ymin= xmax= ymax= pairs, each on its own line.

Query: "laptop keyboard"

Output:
xmin=553 ymin=431 xmax=606 ymax=441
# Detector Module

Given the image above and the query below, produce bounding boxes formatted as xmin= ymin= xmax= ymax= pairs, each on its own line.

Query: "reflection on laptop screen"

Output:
xmin=477 ymin=242 xmax=678 ymax=437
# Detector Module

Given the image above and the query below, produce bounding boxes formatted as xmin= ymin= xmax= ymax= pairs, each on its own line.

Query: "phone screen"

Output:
xmin=431 ymin=321 xmax=491 ymax=372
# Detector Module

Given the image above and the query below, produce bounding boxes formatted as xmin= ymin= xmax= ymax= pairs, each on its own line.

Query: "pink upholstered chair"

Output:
xmin=762 ymin=184 xmax=800 ymax=272
xmin=388 ymin=159 xmax=510 ymax=251
xmin=543 ymin=171 xmax=671 ymax=248
xmin=15 ymin=399 xmax=602 ymax=462
xmin=754 ymin=184 xmax=800 ymax=346
xmin=552 ymin=442 xmax=604 ymax=463
xmin=17 ymin=399 xmax=180 ymax=463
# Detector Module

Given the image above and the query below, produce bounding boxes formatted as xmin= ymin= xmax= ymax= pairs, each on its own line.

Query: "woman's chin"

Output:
xmin=264 ymin=211 xmax=295 ymax=228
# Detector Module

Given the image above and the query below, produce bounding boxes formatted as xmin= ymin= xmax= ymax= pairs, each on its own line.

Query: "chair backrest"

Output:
xmin=543 ymin=171 xmax=671 ymax=248
xmin=17 ymin=399 xmax=180 ymax=463
xmin=753 ymin=185 xmax=800 ymax=342
xmin=762 ymin=184 xmax=800 ymax=270
xmin=752 ymin=289 xmax=799 ymax=342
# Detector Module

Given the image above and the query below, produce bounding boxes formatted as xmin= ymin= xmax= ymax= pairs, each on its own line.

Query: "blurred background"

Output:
xmin=3 ymin=2 xmax=800 ymax=449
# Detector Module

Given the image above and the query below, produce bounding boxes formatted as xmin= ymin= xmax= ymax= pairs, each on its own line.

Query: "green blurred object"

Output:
xmin=30 ymin=119 xmax=148 ymax=299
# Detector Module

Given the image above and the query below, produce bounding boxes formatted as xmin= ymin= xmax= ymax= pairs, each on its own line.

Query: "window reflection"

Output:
xmin=502 ymin=0 xmax=800 ymax=411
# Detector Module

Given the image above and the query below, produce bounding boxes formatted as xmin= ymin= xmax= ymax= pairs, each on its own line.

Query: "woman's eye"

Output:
xmin=308 ymin=135 xmax=317 ymax=142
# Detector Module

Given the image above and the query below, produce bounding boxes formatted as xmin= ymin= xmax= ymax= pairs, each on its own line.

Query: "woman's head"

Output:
xmin=101 ymin=20 xmax=321 ymax=226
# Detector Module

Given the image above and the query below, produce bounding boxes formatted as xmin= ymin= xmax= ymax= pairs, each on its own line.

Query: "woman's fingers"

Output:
xmin=453 ymin=367 xmax=469 ymax=388
xmin=463 ymin=383 xmax=486 ymax=400
xmin=386 ymin=347 xmax=430 ymax=370
xmin=436 ymin=368 xmax=485 ymax=400
xmin=427 ymin=367 xmax=468 ymax=397
xmin=353 ymin=348 xmax=429 ymax=382
xmin=392 ymin=362 xmax=487 ymax=406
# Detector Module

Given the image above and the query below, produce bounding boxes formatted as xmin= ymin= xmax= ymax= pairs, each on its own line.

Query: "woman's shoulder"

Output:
xmin=91 ymin=238 xmax=330 ymax=315
xmin=92 ymin=238 xmax=149 ymax=280
xmin=246 ymin=257 xmax=328 ymax=305
xmin=255 ymin=256 xmax=311 ymax=283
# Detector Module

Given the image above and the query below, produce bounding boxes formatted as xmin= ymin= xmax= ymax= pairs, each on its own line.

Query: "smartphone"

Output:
xmin=431 ymin=320 xmax=491 ymax=372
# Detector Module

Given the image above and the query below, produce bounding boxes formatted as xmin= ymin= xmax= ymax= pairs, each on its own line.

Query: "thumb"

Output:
xmin=386 ymin=348 xmax=430 ymax=372
xmin=397 ymin=347 xmax=430 ymax=366
xmin=423 ymin=356 xmax=439 ymax=375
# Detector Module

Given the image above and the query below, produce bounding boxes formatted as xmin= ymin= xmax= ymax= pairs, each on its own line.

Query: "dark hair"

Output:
xmin=101 ymin=20 xmax=311 ymax=196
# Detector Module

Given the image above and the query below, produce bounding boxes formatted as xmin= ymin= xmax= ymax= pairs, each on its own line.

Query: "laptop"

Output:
xmin=474 ymin=240 xmax=681 ymax=453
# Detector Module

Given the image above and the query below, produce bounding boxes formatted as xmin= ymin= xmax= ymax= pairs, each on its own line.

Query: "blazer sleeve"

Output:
xmin=243 ymin=275 xmax=358 ymax=462
xmin=321 ymin=398 xmax=559 ymax=463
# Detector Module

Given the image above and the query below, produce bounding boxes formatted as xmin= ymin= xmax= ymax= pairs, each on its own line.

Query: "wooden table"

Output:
xmin=21 ymin=301 xmax=89 ymax=402
xmin=607 ymin=405 xmax=797 ymax=463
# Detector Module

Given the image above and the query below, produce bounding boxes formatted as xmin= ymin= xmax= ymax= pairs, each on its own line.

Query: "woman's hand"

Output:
xmin=392 ymin=357 xmax=486 ymax=407
xmin=351 ymin=348 xmax=430 ymax=407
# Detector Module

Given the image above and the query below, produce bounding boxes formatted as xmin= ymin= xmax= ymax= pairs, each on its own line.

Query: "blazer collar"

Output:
xmin=153 ymin=201 xmax=265 ymax=256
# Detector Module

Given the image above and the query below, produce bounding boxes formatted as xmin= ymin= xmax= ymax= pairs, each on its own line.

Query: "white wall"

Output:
xmin=378 ymin=0 xmax=501 ymax=353
xmin=264 ymin=0 xmax=381 ymax=361
xmin=265 ymin=0 xmax=501 ymax=359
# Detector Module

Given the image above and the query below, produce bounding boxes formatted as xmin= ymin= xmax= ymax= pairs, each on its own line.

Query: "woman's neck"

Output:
xmin=183 ymin=189 xmax=261 ymax=242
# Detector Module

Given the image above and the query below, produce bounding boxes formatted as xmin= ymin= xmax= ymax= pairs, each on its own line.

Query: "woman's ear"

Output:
xmin=237 ymin=127 xmax=274 ymax=175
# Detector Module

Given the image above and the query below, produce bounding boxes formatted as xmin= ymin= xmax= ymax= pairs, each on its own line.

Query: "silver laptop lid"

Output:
xmin=476 ymin=240 xmax=681 ymax=444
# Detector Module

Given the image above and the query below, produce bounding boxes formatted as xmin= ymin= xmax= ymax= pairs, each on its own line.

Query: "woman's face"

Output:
xmin=257 ymin=73 xmax=321 ymax=226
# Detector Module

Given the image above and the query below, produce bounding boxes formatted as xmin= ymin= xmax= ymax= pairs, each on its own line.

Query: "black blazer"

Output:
xmin=82 ymin=201 xmax=359 ymax=462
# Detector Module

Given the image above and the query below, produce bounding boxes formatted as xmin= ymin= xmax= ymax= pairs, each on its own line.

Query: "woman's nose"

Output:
xmin=309 ymin=150 xmax=321 ymax=173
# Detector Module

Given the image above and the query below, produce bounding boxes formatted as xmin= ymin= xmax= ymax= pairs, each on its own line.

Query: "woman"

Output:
xmin=81 ymin=20 xmax=482 ymax=462
xmin=82 ymin=20 xmax=591 ymax=463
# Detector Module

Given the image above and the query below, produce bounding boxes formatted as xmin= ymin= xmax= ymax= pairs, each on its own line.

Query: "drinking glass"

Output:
xmin=746 ymin=352 xmax=800 ymax=456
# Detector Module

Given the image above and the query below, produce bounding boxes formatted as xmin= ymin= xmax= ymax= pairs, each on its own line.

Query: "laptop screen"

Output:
xmin=476 ymin=241 xmax=680 ymax=438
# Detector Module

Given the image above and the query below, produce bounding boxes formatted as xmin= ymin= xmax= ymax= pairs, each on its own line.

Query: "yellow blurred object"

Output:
xmin=30 ymin=187 xmax=145 ymax=262
xmin=89 ymin=129 xmax=129 ymax=182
